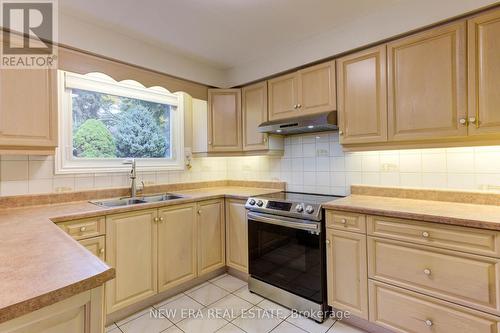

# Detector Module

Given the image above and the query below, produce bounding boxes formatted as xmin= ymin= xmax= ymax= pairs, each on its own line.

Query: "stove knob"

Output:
xmin=305 ymin=205 xmax=315 ymax=214
xmin=295 ymin=204 xmax=304 ymax=212
xmin=249 ymin=199 xmax=256 ymax=205
xmin=257 ymin=200 xmax=264 ymax=207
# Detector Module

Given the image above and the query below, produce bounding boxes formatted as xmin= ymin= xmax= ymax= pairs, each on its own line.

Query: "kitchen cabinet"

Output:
xmin=79 ymin=236 xmax=105 ymax=261
xmin=337 ymin=46 xmax=387 ymax=144
xmin=0 ymin=287 xmax=104 ymax=333
xmin=387 ymin=21 xmax=467 ymax=142
xmin=468 ymin=8 xmax=500 ymax=136
xmin=268 ymin=60 xmax=336 ymax=120
xmin=208 ymin=89 xmax=242 ymax=152
xmin=225 ymin=199 xmax=248 ymax=273
xmin=0 ymin=68 xmax=57 ymax=152
xmin=197 ymin=199 xmax=225 ymax=275
xmin=105 ymin=209 xmax=158 ymax=314
xmin=158 ymin=203 xmax=197 ymax=292
xmin=326 ymin=227 xmax=368 ymax=319
xmin=242 ymin=82 xmax=269 ymax=151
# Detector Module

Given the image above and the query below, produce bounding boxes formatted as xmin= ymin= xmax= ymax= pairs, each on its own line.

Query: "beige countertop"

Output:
xmin=324 ymin=194 xmax=500 ymax=231
xmin=0 ymin=185 xmax=281 ymax=324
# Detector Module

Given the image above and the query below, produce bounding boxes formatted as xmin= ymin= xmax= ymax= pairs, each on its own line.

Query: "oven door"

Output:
xmin=247 ymin=211 xmax=325 ymax=303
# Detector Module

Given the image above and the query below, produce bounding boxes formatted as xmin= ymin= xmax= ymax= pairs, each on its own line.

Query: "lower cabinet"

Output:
xmin=158 ymin=203 xmax=197 ymax=292
xmin=369 ymin=281 xmax=500 ymax=333
xmin=326 ymin=228 xmax=368 ymax=319
xmin=197 ymin=199 xmax=225 ymax=275
xmin=79 ymin=236 xmax=105 ymax=261
xmin=0 ymin=287 xmax=104 ymax=333
xmin=105 ymin=209 xmax=158 ymax=314
xmin=225 ymin=199 xmax=248 ymax=272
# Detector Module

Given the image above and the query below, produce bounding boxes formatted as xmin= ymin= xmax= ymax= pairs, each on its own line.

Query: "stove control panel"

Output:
xmin=245 ymin=197 xmax=322 ymax=221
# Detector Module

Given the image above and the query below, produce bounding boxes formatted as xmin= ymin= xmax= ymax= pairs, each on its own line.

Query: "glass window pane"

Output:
xmin=71 ymin=88 xmax=172 ymax=159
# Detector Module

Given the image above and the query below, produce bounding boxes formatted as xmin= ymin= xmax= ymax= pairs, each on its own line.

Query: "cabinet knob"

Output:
xmin=425 ymin=319 xmax=433 ymax=327
xmin=208 ymin=141 xmax=212 ymax=145
xmin=339 ymin=130 xmax=344 ymax=135
xmin=297 ymin=104 xmax=302 ymax=109
xmin=422 ymin=231 xmax=430 ymax=238
xmin=469 ymin=117 xmax=479 ymax=126
xmin=423 ymin=268 xmax=431 ymax=276
xmin=80 ymin=226 xmax=87 ymax=232
xmin=159 ymin=217 xmax=164 ymax=222
xmin=153 ymin=217 xmax=159 ymax=223
xmin=293 ymin=104 xmax=298 ymax=109
xmin=325 ymin=239 xmax=331 ymax=245
xmin=263 ymin=137 xmax=268 ymax=143
xmin=340 ymin=219 xmax=347 ymax=224
xmin=99 ymin=248 xmax=105 ymax=254
xmin=459 ymin=118 xmax=468 ymax=126
xmin=197 ymin=210 xmax=202 ymax=215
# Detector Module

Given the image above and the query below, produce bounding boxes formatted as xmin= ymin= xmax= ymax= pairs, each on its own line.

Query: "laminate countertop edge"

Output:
xmin=324 ymin=195 xmax=500 ymax=231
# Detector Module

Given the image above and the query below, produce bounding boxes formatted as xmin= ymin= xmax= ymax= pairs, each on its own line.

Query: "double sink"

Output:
xmin=91 ymin=193 xmax=185 ymax=207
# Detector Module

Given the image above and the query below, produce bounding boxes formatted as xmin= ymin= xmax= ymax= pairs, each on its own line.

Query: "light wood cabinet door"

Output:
xmin=326 ymin=229 xmax=368 ymax=319
xmin=105 ymin=210 xmax=158 ymax=314
xmin=197 ymin=199 xmax=225 ymax=275
xmin=79 ymin=236 xmax=105 ymax=261
xmin=468 ymin=9 xmax=500 ymax=136
xmin=268 ymin=73 xmax=299 ymax=120
xmin=337 ymin=46 xmax=387 ymax=144
xmin=225 ymin=199 xmax=248 ymax=273
xmin=387 ymin=22 xmax=467 ymax=141
xmin=297 ymin=60 xmax=336 ymax=115
xmin=242 ymin=82 xmax=268 ymax=151
xmin=208 ymin=89 xmax=242 ymax=152
xmin=369 ymin=281 xmax=500 ymax=333
xmin=0 ymin=68 xmax=57 ymax=149
xmin=158 ymin=204 xmax=197 ymax=292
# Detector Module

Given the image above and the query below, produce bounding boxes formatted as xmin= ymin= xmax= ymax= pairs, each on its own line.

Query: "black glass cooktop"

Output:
xmin=260 ymin=191 xmax=343 ymax=205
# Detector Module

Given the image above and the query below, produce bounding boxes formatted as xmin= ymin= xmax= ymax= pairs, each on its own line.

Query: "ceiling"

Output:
xmin=60 ymin=0 xmax=500 ymax=87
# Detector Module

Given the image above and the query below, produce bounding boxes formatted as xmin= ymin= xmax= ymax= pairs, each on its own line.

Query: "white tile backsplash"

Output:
xmin=2 ymin=133 xmax=500 ymax=196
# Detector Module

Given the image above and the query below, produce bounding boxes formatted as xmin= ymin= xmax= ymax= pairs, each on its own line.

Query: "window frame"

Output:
xmin=55 ymin=70 xmax=185 ymax=174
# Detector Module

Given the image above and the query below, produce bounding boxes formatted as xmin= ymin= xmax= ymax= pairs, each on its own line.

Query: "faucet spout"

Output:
xmin=123 ymin=159 xmax=137 ymax=198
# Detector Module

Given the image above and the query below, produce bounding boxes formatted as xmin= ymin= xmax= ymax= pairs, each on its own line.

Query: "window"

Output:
xmin=56 ymin=71 xmax=185 ymax=174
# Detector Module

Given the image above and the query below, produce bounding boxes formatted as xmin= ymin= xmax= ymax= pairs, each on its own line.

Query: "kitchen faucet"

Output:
xmin=123 ymin=159 xmax=138 ymax=198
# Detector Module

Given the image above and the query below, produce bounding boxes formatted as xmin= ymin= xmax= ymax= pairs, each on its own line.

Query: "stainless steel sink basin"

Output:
xmin=90 ymin=193 xmax=184 ymax=207
xmin=141 ymin=194 xmax=184 ymax=202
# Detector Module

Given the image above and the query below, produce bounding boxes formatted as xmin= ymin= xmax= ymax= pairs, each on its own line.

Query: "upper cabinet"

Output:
xmin=208 ymin=89 xmax=242 ymax=152
xmin=468 ymin=8 xmax=500 ymax=136
xmin=242 ymin=82 xmax=269 ymax=151
xmin=337 ymin=46 xmax=388 ymax=144
xmin=268 ymin=60 xmax=336 ymax=121
xmin=0 ymin=68 xmax=57 ymax=152
xmin=387 ymin=22 xmax=467 ymax=142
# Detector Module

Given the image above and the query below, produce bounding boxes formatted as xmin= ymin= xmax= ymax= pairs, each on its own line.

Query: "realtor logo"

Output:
xmin=0 ymin=0 xmax=58 ymax=68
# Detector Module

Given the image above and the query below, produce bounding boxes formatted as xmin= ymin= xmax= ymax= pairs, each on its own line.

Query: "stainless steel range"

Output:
xmin=245 ymin=191 xmax=343 ymax=322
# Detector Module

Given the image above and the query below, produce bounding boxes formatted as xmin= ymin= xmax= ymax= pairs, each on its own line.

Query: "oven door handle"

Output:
xmin=247 ymin=212 xmax=320 ymax=232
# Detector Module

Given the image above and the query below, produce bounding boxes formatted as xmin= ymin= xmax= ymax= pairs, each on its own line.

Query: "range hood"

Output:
xmin=258 ymin=111 xmax=338 ymax=135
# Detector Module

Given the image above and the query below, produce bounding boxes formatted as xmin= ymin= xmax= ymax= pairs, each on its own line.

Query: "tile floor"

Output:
xmin=106 ymin=274 xmax=368 ymax=333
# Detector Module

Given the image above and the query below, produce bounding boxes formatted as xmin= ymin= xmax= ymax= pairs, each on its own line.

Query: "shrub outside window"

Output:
xmin=56 ymin=71 xmax=185 ymax=174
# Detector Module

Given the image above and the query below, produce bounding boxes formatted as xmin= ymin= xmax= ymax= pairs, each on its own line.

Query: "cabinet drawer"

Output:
xmin=369 ymin=280 xmax=500 ymax=333
xmin=368 ymin=237 xmax=500 ymax=315
xmin=367 ymin=215 xmax=500 ymax=257
xmin=326 ymin=211 xmax=366 ymax=233
xmin=57 ymin=217 xmax=105 ymax=240
xmin=79 ymin=236 xmax=105 ymax=261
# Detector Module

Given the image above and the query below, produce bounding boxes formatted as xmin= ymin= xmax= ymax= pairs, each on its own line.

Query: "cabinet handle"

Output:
xmin=80 ymin=226 xmax=87 ymax=232
xmin=99 ymin=248 xmax=105 ymax=254
xmin=424 ymin=320 xmax=433 ymax=327
xmin=423 ymin=268 xmax=431 ymax=276
xmin=459 ymin=118 xmax=468 ymax=126
xmin=263 ymin=137 xmax=268 ymax=143
xmin=422 ymin=231 xmax=430 ymax=238
xmin=197 ymin=210 xmax=202 ymax=215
